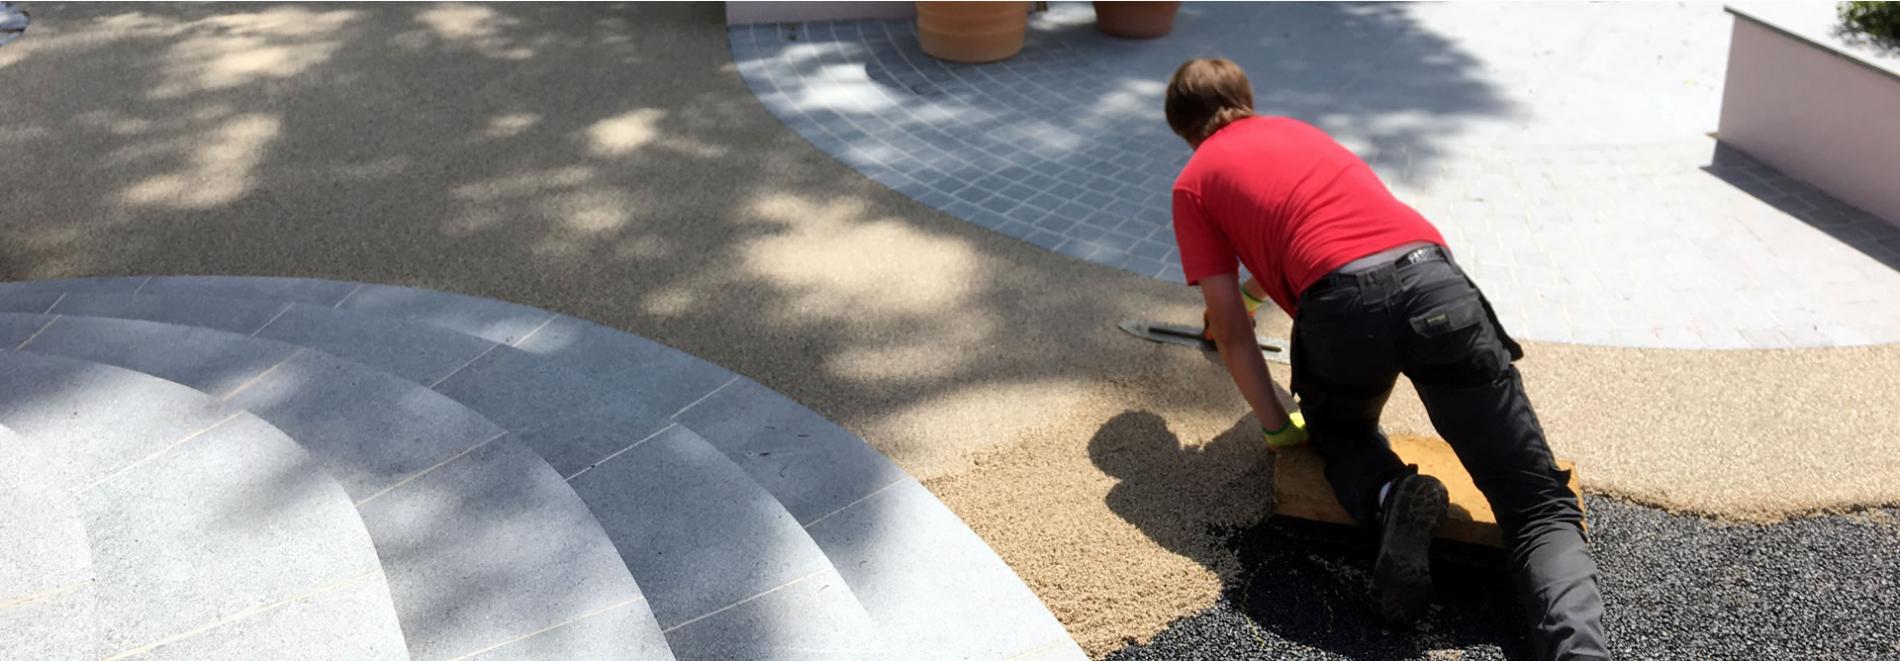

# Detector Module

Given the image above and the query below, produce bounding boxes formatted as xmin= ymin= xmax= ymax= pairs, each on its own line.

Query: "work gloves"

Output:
xmin=1264 ymin=410 xmax=1308 ymax=449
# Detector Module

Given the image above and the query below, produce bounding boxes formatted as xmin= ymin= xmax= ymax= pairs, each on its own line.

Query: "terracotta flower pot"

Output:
xmin=916 ymin=1 xmax=1031 ymax=63
xmin=1093 ymin=1 xmax=1181 ymax=39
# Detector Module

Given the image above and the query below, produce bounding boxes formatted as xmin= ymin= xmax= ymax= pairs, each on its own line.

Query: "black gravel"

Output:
xmin=1106 ymin=496 xmax=1900 ymax=660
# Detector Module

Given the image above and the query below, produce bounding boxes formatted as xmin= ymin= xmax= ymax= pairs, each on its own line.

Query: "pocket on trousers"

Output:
xmin=1408 ymin=297 xmax=1484 ymax=339
xmin=1404 ymin=295 xmax=1502 ymax=376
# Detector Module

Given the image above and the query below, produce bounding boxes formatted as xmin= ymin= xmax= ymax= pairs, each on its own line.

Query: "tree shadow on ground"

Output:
xmin=1090 ymin=410 xmax=1533 ymax=659
xmin=0 ymin=2 xmax=1530 ymax=651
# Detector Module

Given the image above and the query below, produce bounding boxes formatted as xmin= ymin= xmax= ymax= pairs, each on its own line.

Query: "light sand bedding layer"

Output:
xmin=4 ymin=3 xmax=1897 ymax=655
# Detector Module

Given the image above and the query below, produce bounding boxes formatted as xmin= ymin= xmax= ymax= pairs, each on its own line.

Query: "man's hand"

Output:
xmin=1263 ymin=410 xmax=1308 ymax=449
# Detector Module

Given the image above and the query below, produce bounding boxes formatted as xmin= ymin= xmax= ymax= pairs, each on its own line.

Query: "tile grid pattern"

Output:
xmin=729 ymin=5 xmax=1900 ymax=349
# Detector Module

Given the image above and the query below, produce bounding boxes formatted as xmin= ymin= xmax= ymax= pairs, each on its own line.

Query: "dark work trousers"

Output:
xmin=1289 ymin=249 xmax=1609 ymax=661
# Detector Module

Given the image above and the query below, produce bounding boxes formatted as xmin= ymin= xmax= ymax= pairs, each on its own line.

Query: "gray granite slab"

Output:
xmin=674 ymin=378 xmax=907 ymax=524
xmin=660 ymin=568 xmax=882 ymax=661
xmin=0 ymin=291 xmax=64 ymax=315
xmin=80 ymin=412 xmax=396 ymax=657
xmin=0 ymin=348 xmax=240 ymax=489
xmin=0 ymin=427 xmax=93 ymax=595
xmin=254 ymin=303 xmax=496 ymax=386
xmin=508 ymin=399 xmax=672 ymax=479
xmin=0 ymin=313 xmax=51 ymax=351
xmin=805 ymin=478 xmax=1085 ymax=661
xmin=0 ymin=425 xmax=95 ymax=661
xmin=512 ymin=316 xmax=736 ymax=417
xmin=141 ymin=275 xmax=360 ymax=306
xmin=49 ymin=293 xmax=284 ymax=335
xmin=16 ymin=315 xmax=298 ymax=399
xmin=432 ymin=346 xmax=625 ymax=433
xmin=358 ymin=439 xmax=655 ymax=661
xmin=137 ymin=570 xmax=406 ymax=661
xmin=567 ymin=425 xmax=841 ymax=630
xmin=223 ymin=350 xmax=506 ymax=500
xmin=461 ymin=597 xmax=674 ymax=661
xmin=0 ymin=582 xmax=94 ymax=661
xmin=0 ymin=277 xmax=149 ymax=296
xmin=340 ymin=285 xmax=557 ymax=346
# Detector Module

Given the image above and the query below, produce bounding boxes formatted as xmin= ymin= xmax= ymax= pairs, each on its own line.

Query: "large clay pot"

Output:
xmin=1093 ymin=1 xmax=1180 ymax=39
xmin=916 ymin=1 xmax=1031 ymax=63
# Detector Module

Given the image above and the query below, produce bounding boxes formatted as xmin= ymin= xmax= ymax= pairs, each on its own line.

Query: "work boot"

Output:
xmin=1373 ymin=472 xmax=1448 ymax=627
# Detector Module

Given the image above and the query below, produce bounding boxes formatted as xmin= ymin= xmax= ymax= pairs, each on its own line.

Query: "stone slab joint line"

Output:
xmin=504 ymin=313 xmax=560 ymax=349
xmin=353 ymin=429 xmax=510 ymax=508
xmin=658 ymin=568 xmax=830 ymax=635
xmin=13 ymin=313 xmax=60 ymax=351
xmin=248 ymin=303 xmax=295 ymax=337
xmin=427 ymin=340 xmax=504 ymax=389
xmin=443 ymin=594 xmax=651 ymax=661
xmin=563 ymin=422 xmax=677 ymax=482
xmin=330 ymin=282 xmax=367 ymax=309
xmin=128 ymin=276 xmax=154 ymax=295
xmin=216 ymin=347 xmax=309 ymax=402
xmin=100 ymin=565 xmax=383 ymax=661
xmin=801 ymin=477 xmax=905 ymax=529
xmin=38 ymin=291 xmax=66 ymax=315
xmin=0 ymin=578 xmax=92 ymax=611
xmin=666 ymin=374 xmax=742 ymax=421
xmin=75 ymin=411 xmax=247 ymax=496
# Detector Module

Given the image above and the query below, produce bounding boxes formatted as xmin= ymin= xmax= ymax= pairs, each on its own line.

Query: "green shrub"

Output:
xmin=1840 ymin=1 xmax=1900 ymax=43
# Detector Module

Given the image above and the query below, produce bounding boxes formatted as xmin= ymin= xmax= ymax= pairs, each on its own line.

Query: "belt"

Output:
xmin=1307 ymin=245 xmax=1449 ymax=294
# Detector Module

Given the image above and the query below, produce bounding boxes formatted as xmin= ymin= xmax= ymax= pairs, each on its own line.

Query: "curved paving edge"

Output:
xmin=0 ymin=424 xmax=96 ymax=661
xmin=727 ymin=8 xmax=1900 ymax=350
xmin=0 ymin=348 xmax=406 ymax=660
xmin=0 ymin=276 xmax=1088 ymax=661
xmin=0 ymin=311 xmax=667 ymax=661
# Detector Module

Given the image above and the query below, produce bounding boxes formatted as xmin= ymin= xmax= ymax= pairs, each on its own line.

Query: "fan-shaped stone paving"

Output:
xmin=0 ymin=276 xmax=1086 ymax=660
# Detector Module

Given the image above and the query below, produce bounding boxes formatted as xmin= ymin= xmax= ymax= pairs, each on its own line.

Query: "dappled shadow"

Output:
xmin=1090 ymin=410 xmax=1531 ymax=659
xmin=1702 ymin=142 xmax=1900 ymax=273
xmin=0 ymin=1 xmax=1516 ymax=651
xmin=729 ymin=2 xmax=1515 ymax=278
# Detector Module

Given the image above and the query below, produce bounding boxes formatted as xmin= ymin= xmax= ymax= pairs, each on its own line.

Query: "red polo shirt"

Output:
xmin=1171 ymin=116 xmax=1445 ymax=317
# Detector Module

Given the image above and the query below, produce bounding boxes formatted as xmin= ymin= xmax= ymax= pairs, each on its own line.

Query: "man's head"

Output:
xmin=1165 ymin=58 xmax=1255 ymax=149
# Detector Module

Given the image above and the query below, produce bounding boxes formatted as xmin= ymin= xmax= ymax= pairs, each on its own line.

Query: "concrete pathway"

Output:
xmin=731 ymin=2 xmax=1900 ymax=348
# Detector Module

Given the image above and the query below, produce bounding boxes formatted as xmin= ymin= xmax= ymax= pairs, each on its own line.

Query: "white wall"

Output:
xmin=1718 ymin=18 xmax=1900 ymax=225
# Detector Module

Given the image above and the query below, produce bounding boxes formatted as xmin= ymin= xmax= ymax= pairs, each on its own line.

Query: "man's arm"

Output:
xmin=1199 ymin=273 xmax=1292 ymax=431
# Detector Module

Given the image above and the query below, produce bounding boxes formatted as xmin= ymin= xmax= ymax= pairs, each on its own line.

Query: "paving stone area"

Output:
xmin=0 ymin=277 xmax=1086 ymax=661
xmin=730 ymin=2 xmax=1900 ymax=348
xmin=1105 ymin=496 xmax=1900 ymax=660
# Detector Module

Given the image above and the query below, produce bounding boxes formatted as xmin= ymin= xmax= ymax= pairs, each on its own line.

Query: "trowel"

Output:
xmin=1117 ymin=318 xmax=1291 ymax=364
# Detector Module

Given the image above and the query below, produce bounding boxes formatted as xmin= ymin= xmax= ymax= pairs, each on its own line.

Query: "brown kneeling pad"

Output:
xmin=1271 ymin=435 xmax=1583 ymax=548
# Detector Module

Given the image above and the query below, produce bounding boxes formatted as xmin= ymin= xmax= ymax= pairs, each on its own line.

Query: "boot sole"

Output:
xmin=1374 ymin=475 xmax=1448 ymax=627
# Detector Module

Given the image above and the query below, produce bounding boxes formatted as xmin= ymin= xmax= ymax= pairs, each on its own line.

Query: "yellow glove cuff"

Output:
xmin=1263 ymin=410 xmax=1308 ymax=449
xmin=1242 ymin=289 xmax=1266 ymax=315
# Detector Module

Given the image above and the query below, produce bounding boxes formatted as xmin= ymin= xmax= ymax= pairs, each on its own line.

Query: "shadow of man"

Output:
xmin=1090 ymin=409 xmax=1532 ymax=659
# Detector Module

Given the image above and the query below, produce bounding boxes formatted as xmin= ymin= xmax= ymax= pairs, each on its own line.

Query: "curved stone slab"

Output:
xmin=0 ymin=314 xmax=669 ymax=661
xmin=0 ymin=424 xmax=96 ymax=661
xmin=0 ymin=349 xmax=405 ymax=660
xmin=0 ymin=278 xmax=1087 ymax=658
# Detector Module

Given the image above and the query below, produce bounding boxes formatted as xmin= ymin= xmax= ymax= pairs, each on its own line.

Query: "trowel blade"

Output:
xmin=1118 ymin=319 xmax=1291 ymax=364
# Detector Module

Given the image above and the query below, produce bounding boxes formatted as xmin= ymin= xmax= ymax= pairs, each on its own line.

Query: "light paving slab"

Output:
xmin=674 ymin=378 xmax=909 ymax=524
xmin=658 ymin=568 xmax=882 ymax=661
xmin=357 ymin=438 xmax=657 ymax=661
xmin=141 ymin=275 xmax=361 ymax=306
xmin=0 ymin=424 xmax=95 ymax=661
xmin=804 ymin=477 xmax=1087 ymax=661
xmin=512 ymin=315 xmax=737 ymax=417
xmin=566 ymin=425 xmax=871 ymax=643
